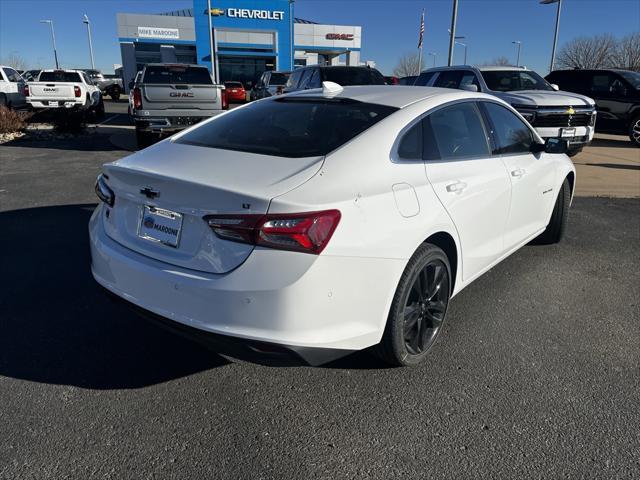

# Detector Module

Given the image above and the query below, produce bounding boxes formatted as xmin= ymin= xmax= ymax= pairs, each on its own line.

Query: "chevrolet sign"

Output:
xmin=209 ymin=8 xmax=285 ymax=20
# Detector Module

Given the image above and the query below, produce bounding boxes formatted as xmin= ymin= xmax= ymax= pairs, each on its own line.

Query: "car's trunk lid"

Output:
xmin=142 ymin=84 xmax=219 ymax=110
xmin=102 ymin=140 xmax=323 ymax=274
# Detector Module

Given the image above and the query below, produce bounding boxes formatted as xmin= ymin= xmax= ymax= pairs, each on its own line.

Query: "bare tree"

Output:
xmin=1 ymin=52 xmax=28 ymax=71
xmin=612 ymin=32 xmax=640 ymax=72
xmin=393 ymin=52 xmax=421 ymax=77
xmin=477 ymin=56 xmax=512 ymax=67
xmin=556 ymin=34 xmax=616 ymax=69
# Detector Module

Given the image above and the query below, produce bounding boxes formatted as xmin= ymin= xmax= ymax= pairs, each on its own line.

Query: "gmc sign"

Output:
xmin=326 ymin=33 xmax=354 ymax=41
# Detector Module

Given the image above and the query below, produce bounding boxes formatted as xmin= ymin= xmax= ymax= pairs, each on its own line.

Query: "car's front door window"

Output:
xmin=481 ymin=102 xmax=533 ymax=155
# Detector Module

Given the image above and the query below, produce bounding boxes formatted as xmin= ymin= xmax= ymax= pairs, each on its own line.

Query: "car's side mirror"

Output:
xmin=550 ymin=83 xmax=560 ymax=91
xmin=545 ymin=138 xmax=569 ymax=154
xmin=460 ymin=84 xmax=478 ymax=92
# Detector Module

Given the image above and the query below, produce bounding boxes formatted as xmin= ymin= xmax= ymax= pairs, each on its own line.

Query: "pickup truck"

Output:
xmin=415 ymin=65 xmax=597 ymax=156
xmin=130 ymin=63 xmax=227 ymax=147
xmin=25 ymin=69 xmax=104 ymax=117
xmin=0 ymin=65 xmax=27 ymax=109
xmin=84 ymin=69 xmax=124 ymax=101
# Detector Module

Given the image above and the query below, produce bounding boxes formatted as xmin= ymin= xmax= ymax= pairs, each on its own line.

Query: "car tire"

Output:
xmin=375 ymin=243 xmax=451 ymax=367
xmin=534 ymin=177 xmax=571 ymax=245
xmin=135 ymin=127 xmax=152 ymax=149
xmin=629 ymin=115 xmax=640 ymax=147
xmin=110 ymin=88 xmax=121 ymax=101
xmin=566 ymin=148 xmax=582 ymax=157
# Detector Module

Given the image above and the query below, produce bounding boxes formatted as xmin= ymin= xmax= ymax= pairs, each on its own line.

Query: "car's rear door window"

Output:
xmin=143 ymin=66 xmax=212 ymax=85
xmin=434 ymin=71 xmax=464 ymax=89
xmin=414 ymin=71 xmax=436 ymax=86
xmin=176 ymin=97 xmax=398 ymax=158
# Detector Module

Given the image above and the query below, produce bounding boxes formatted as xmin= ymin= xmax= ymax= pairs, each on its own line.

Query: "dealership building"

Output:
xmin=116 ymin=0 xmax=363 ymax=89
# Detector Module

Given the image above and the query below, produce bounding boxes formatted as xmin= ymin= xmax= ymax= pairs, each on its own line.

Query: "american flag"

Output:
xmin=418 ymin=10 xmax=425 ymax=48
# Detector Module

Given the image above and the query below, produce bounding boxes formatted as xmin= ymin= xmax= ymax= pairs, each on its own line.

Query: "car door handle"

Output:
xmin=511 ymin=168 xmax=526 ymax=178
xmin=446 ymin=181 xmax=468 ymax=193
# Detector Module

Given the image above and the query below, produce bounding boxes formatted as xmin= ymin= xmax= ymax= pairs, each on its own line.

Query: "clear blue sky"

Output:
xmin=1 ymin=0 xmax=638 ymax=75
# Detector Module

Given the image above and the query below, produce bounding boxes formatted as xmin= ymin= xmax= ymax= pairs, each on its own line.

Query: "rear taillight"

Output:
xmin=23 ymin=85 xmax=29 ymax=96
xmin=74 ymin=86 xmax=81 ymax=98
xmin=204 ymin=210 xmax=341 ymax=254
xmin=133 ymin=87 xmax=142 ymax=109
xmin=94 ymin=174 xmax=115 ymax=207
xmin=221 ymin=89 xmax=229 ymax=110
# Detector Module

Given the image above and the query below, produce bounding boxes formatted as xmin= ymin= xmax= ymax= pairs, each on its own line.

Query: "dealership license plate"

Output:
xmin=49 ymin=101 xmax=59 ymax=107
xmin=561 ymin=127 xmax=576 ymax=138
xmin=138 ymin=205 xmax=183 ymax=247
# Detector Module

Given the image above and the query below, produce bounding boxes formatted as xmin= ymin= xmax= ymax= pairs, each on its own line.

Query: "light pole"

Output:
xmin=82 ymin=14 xmax=95 ymax=69
xmin=289 ymin=0 xmax=295 ymax=69
xmin=512 ymin=40 xmax=522 ymax=67
xmin=455 ymin=40 xmax=467 ymax=64
xmin=428 ymin=52 xmax=437 ymax=68
xmin=40 ymin=20 xmax=59 ymax=69
xmin=447 ymin=0 xmax=459 ymax=66
xmin=540 ymin=0 xmax=562 ymax=72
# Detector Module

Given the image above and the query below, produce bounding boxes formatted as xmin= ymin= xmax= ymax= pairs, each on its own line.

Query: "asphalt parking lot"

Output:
xmin=1 ymin=100 xmax=639 ymax=479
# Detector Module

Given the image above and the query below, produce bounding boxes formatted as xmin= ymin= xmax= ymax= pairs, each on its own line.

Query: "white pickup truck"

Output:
xmin=26 ymin=69 xmax=104 ymax=117
xmin=0 ymin=65 xmax=27 ymax=109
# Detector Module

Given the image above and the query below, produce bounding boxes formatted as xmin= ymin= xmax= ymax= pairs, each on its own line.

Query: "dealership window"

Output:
xmin=218 ymin=56 xmax=275 ymax=89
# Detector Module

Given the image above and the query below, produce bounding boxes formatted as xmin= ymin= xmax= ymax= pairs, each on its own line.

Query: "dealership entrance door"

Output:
xmin=218 ymin=56 xmax=276 ymax=89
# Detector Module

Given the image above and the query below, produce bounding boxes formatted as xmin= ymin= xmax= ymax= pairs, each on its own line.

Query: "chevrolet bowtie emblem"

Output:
xmin=208 ymin=8 xmax=225 ymax=16
xmin=566 ymin=107 xmax=576 ymax=115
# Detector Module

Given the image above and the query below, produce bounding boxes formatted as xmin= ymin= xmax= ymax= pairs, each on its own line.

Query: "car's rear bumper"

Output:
xmin=133 ymin=111 xmax=223 ymax=132
xmin=27 ymin=99 xmax=85 ymax=109
xmin=89 ymin=204 xmax=404 ymax=365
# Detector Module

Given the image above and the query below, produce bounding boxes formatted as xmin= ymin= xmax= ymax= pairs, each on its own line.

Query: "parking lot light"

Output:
xmin=540 ymin=0 xmax=562 ymax=72
xmin=82 ymin=14 xmax=96 ymax=70
xmin=512 ymin=40 xmax=522 ymax=67
xmin=39 ymin=19 xmax=59 ymax=69
xmin=428 ymin=52 xmax=437 ymax=67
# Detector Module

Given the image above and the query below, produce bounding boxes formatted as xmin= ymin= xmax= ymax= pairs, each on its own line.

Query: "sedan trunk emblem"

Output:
xmin=140 ymin=187 xmax=159 ymax=199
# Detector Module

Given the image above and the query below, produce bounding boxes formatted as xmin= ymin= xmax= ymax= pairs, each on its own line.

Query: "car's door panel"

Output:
xmin=480 ymin=101 xmax=556 ymax=249
xmin=422 ymin=102 xmax=512 ymax=281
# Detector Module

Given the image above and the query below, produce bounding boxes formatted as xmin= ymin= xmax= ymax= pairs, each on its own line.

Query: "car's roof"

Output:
xmin=477 ymin=65 xmax=529 ymax=71
xmin=40 ymin=69 xmax=85 ymax=73
xmin=285 ymin=85 xmax=491 ymax=108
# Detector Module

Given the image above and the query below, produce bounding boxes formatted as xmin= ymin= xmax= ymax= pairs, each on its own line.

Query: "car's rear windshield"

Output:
xmin=176 ymin=97 xmax=398 ymax=158
xmin=269 ymin=72 xmax=289 ymax=85
xmin=481 ymin=70 xmax=553 ymax=91
xmin=39 ymin=71 xmax=82 ymax=83
xmin=225 ymin=81 xmax=243 ymax=88
xmin=322 ymin=67 xmax=386 ymax=86
xmin=143 ymin=66 xmax=212 ymax=85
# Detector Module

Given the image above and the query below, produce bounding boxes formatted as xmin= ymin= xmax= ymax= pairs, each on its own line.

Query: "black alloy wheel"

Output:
xmin=375 ymin=243 xmax=451 ymax=366
xmin=403 ymin=259 xmax=450 ymax=355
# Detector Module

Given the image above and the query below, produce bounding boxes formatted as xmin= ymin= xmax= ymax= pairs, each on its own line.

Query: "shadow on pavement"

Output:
xmin=590 ymin=137 xmax=634 ymax=149
xmin=0 ymin=204 xmax=227 ymax=390
xmin=0 ymin=132 xmax=125 ymax=152
xmin=579 ymin=162 xmax=640 ymax=171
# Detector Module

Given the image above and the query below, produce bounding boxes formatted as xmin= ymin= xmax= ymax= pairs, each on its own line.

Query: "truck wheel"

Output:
xmin=566 ymin=148 xmax=582 ymax=157
xmin=95 ymin=98 xmax=105 ymax=119
xmin=630 ymin=115 xmax=640 ymax=147
xmin=110 ymin=87 xmax=121 ymax=102
xmin=135 ymin=127 xmax=152 ymax=149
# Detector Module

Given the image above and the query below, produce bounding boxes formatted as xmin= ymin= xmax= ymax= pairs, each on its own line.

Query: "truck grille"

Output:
xmin=533 ymin=113 xmax=593 ymax=128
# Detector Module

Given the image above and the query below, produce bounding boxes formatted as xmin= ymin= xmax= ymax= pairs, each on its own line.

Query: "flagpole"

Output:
xmin=417 ymin=9 xmax=425 ymax=74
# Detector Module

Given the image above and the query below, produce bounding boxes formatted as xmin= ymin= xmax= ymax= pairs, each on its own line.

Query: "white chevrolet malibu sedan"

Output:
xmin=90 ymin=83 xmax=575 ymax=366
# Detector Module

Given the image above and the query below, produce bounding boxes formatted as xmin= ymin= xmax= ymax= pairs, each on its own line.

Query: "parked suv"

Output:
xmin=415 ymin=65 xmax=597 ymax=156
xmin=0 ymin=65 xmax=26 ymax=108
xmin=546 ymin=69 xmax=640 ymax=147
xmin=284 ymin=65 xmax=385 ymax=93
xmin=250 ymin=71 xmax=290 ymax=101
